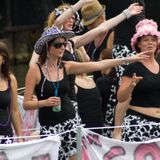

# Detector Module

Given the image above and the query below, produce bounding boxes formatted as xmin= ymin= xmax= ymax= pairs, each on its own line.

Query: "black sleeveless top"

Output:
xmin=35 ymin=63 xmax=76 ymax=126
xmin=62 ymin=40 xmax=78 ymax=101
xmin=0 ymin=81 xmax=13 ymax=135
xmin=76 ymin=84 xmax=104 ymax=124
xmin=123 ymin=62 xmax=160 ymax=107
xmin=86 ymin=29 xmax=113 ymax=81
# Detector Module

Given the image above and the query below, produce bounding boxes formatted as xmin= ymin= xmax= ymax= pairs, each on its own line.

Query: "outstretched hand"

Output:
xmin=128 ymin=51 xmax=151 ymax=63
xmin=128 ymin=3 xmax=144 ymax=16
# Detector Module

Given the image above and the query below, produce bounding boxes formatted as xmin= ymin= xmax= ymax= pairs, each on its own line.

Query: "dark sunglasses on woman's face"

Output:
xmin=51 ymin=41 xmax=67 ymax=49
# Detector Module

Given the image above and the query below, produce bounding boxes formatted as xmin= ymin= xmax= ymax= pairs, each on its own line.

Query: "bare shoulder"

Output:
xmin=27 ymin=63 xmax=40 ymax=76
xmin=9 ymin=73 xmax=17 ymax=82
xmin=9 ymin=73 xmax=18 ymax=90
xmin=29 ymin=63 xmax=39 ymax=71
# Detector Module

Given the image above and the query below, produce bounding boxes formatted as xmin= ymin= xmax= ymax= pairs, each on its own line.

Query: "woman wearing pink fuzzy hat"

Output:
xmin=117 ymin=19 xmax=160 ymax=142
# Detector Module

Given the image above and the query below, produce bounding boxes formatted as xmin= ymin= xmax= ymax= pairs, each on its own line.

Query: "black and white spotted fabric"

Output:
xmin=40 ymin=114 xmax=80 ymax=160
xmin=122 ymin=109 xmax=160 ymax=142
xmin=104 ymin=44 xmax=135 ymax=138
xmin=0 ymin=135 xmax=13 ymax=144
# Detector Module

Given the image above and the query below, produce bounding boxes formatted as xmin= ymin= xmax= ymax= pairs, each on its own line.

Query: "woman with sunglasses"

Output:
xmin=30 ymin=0 xmax=91 ymax=107
xmin=23 ymin=26 xmax=150 ymax=160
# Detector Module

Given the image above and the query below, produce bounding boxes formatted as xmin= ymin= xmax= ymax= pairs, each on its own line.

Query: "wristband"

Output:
xmin=122 ymin=9 xmax=132 ymax=19
xmin=121 ymin=58 xmax=129 ymax=64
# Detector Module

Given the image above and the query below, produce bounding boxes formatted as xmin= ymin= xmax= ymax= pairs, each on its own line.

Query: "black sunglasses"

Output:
xmin=51 ymin=41 xmax=67 ymax=49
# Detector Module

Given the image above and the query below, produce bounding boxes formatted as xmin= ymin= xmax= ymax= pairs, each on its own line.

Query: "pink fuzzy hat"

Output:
xmin=131 ymin=19 xmax=160 ymax=51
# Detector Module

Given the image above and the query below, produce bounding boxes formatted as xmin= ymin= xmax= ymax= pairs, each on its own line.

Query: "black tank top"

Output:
xmin=76 ymin=84 xmax=104 ymax=124
xmin=0 ymin=81 xmax=13 ymax=135
xmin=35 ymin=63 xmax=76 ymax=126
xmin=86 ymin=29 xmax=113 ymax=81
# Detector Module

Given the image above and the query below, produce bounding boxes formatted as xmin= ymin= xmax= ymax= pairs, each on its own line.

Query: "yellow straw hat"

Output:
xmin=81 ymin=0 xmax=105 ymax=26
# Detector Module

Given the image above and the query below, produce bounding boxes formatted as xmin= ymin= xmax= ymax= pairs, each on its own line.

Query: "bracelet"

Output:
xmin=122 ymin=9 xmax=132 ymax=19
xmin=121 ymin=58 xmax=129 ymax=64
xmin=70 ymin=5 xmax=76 ymax=14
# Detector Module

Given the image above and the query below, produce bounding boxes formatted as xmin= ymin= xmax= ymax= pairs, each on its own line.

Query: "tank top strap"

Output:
xmin=99 ymin=29 xmax=113 ymax=50
xmin=36 ymin=63 xmax=44 ymax=78
xmin=68 ymin=39 xmax=75 ymax=49
xmin=7 ymin=79 xmax=11 ymax=91
xmin=104 ymin=29 xmax=113 ymax=42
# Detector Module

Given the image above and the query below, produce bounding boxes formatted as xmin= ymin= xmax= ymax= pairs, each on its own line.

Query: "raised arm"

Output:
xmin=65 ymin=51 xmax=149 ymax=75
xmin=54 ymin=0 xmax=94 ymax=28
xmin=73 ymin=3 xmax=143 ymax=48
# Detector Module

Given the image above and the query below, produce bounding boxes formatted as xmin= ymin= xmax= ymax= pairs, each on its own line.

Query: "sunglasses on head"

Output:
xmin=51 ymin=41 xmax=67 ymax=49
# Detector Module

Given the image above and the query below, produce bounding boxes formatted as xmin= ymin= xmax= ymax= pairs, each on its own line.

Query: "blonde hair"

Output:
xmin=45 ymin=3 xmax=71 ymax=28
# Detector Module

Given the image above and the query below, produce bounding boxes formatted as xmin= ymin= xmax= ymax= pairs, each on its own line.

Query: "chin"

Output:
xmin=65 ymin=27 xmax=73 ymax=31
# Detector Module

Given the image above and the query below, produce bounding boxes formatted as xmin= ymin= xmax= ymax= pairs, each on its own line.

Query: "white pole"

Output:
xmin=76 ymin=125 xmax=82 ymax=160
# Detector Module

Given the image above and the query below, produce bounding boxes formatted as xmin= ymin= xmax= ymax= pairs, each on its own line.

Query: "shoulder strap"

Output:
xmin=36 ymin=63 xmax=44 ymax=77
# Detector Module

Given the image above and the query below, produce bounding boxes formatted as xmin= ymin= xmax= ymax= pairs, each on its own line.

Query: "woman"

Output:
xmin=30 ymin=0 xmax=91 ymax=104
xmin=0 ymin=41 xmax=23 ymax=144
xmin=75 ymin=49 xmax=104 ymax=134
xmin=23 ymin=26 xmax=149 ymax=159
xmin=29 ymin=0 xmax=91 ymax=66
xmin=117 ymin=19 xmax=160 ymax=142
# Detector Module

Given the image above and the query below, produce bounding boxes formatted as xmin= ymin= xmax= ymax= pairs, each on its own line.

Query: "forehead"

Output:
xmin=53 ymin=37 xmax=66 ymax=42
xmin=141 ymin=35 xmax=158 ymax=39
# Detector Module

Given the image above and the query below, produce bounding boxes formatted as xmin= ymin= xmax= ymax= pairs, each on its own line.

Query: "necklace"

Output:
xmin=45 ymin=60 xmax=60 ymax=97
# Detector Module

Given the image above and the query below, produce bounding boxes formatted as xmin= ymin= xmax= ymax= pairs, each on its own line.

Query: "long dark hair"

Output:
xmin=38 ymin=39 xmax=56 ymax=65
xmin=0 ymin=41 xmax=10 ymax=80
xmin=38 ymin=39 xmax=63 ymax=68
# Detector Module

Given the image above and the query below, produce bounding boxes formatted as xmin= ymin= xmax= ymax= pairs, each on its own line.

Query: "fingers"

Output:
xmin=138 ymin=51 xmax=151 ymax=61
xmin=47 ymin=97 xmax=61 ymax=107
xmin=131 ymin=73 xmax=143 ymax=87
xmin=129 ymin=3 xmax=143 ymax=14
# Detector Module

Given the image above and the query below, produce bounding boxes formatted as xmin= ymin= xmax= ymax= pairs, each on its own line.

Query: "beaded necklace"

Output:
xmin=45 ymin=60 xmax=60 ymax=97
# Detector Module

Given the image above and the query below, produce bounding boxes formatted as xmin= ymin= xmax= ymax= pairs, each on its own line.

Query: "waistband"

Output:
xmin=127 ymin=109 xmax=160 ymax=122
